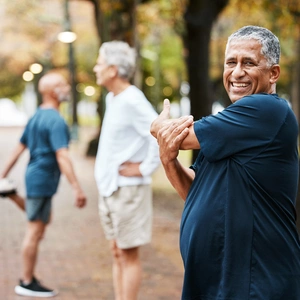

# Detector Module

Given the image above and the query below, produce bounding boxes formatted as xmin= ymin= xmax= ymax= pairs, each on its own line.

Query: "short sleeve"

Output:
xmin=49 ymin=118 xmax=70 ymax=151
xmin=20 ymin=125 xmax=29 ymax=146
xmin=194 ymin=94 xmax=289 ymax=162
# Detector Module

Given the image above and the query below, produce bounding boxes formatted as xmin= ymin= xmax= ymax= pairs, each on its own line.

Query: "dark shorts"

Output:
xmin=26 ymin=197 xmax=52 ymax=224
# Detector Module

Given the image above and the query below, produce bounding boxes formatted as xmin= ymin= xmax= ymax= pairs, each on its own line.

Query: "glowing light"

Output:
xmin=145 ymin=76 xmax=155 ymax=87
xmin=163 ymin=86 xmax=173 ymax=97
xmin=57 ymin=31 xmax=77 ymax=43
xmin=84 ymin=86 xmax=96 ymax=96
xmin=76 ymin=83 xmax=85 ymax=93
xmin=23 ymin=71 xmax=34 ymax=82
xmin=29 ymin=63 xmax=43 ymax=74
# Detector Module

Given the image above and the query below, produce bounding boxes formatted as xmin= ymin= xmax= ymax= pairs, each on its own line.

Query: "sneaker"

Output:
xmin=14 ymin=277 xmax=58 ymax=298
xmin=0 ymin=178 xmax=17 ymax=197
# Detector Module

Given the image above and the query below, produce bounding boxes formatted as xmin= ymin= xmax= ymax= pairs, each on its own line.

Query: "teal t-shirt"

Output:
xmin=180 ymin=94 xmax=300 ymax=299
xmin=20 ymin=108 xmax=70 ymax=198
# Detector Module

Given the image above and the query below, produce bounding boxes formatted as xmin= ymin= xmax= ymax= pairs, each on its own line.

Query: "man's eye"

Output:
xmin=226 ymin=61 xmax=236 ymax=66
xmin=245 ymin=61 xmax=254 ymax=66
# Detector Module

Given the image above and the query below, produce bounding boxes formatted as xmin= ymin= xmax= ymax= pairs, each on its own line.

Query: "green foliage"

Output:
xmin=1 ymin=0 xmax=99 ymax=99
xmin=210 ymin=0 xmax=300 ymax=100
xmin=1 ymin=0 xmax=300 ymax=108
xmin=0 ymin=71 xmax=24 ymax=99
xmin=137 ymin=0 xmax=187 ymax=109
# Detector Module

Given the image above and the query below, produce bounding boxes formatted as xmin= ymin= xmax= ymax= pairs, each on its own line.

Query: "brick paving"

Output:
xmin=0 ymin=126 xmax=185 ymax=300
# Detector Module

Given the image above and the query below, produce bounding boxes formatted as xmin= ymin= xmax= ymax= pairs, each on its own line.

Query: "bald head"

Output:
xmin=38 ymin=72 xmax=70 ymax=104
xmin=38 ymin=72 xmax=67 ymax=94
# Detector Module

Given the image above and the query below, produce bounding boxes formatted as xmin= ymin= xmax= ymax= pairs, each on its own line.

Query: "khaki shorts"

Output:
xmin=98 ymin=185 xmax=152 ymax=249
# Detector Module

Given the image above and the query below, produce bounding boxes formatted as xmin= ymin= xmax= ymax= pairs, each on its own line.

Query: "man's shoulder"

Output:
xmin=240 ymin=93 xmax=276 ymax=101
xmin=41 ymin=108 xmax=64 ymax=119
xmin=125 ymin=86 xmax=151 ymax=105
xmin=124 ymin=85 xmax=145 ymax=98
xmin=235 ymin=93 xmax=288 ymax=109
xmin=36 ymin=109 xmax=67 ymax=129
xmin=37 ymin=108 xmax=60 ymax=116
xmin=227 ymin=93 xmax=293 ymax=125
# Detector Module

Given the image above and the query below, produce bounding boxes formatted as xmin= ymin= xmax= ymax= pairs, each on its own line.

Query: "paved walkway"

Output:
xmin=0 ymin=126 xmax=185 ymax=300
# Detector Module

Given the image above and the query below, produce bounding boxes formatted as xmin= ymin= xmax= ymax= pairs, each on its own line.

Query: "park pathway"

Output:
xmin=0 ymin=126 xmax=184 ymax=300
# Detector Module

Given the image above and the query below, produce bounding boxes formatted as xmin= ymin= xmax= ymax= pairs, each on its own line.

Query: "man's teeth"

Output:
xmin=233 ymin=83 xmax=248 ymax=87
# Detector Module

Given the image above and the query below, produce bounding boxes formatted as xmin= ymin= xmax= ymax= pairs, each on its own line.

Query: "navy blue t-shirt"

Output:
xmin=180 ymin=93 xmax=300 ymax=300
xmin=20 ymin=108 xmax=70 ymax=198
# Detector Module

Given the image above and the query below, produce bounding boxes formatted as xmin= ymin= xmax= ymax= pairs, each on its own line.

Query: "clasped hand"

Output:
xmin=150 ymin=99 xmax=194 ymax=164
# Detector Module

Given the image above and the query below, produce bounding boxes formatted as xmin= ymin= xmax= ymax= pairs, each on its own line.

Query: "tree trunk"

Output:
xmin=86 ymin=0 xmax=138 ymax=156
xmin=184 ymin=0 xmax=228 ymax=163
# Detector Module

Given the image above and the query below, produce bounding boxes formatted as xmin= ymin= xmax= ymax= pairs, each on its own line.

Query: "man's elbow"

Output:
xmin=56 ymin=148 xmax=69 ymax=162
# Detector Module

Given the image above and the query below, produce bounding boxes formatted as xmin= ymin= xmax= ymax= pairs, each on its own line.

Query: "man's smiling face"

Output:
xmin=223 ymin=39 xmax=276 ymax=103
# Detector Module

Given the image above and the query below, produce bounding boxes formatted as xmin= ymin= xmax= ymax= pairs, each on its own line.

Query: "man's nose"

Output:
xmin=232 ymin=63 xmax=245 ymax=77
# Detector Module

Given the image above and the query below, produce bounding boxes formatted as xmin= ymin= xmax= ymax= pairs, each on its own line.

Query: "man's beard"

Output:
xmin=58 ymin=93 xmax=71 ymax=103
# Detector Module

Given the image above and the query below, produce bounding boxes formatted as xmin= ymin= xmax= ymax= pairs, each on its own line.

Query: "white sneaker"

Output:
xmin=0 ymin=178 xmax=17 ymax=197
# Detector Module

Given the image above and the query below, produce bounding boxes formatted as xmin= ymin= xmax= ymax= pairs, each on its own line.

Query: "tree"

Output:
xmin=0 ymin=0 xmax=99 ymax=101
xmin=84 ymin=0 xmax=230 ymax=159
xmin=183 ymin=0 xmax=229 ymax=162
xmin=85 ymin=0 xmax=145 ymax=155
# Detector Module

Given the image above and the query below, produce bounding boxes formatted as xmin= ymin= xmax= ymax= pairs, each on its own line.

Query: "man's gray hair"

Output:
xmin=226 ymin=25 xmax=280 ymax=67
xmin=99 ymin=41 xmax=136 ymax=80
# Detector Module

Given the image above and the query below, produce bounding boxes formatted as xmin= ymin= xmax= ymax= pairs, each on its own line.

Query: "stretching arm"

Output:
xmin=157 ymin=117 xmax=195 ymax=200
xmin=1 ymin=143 xmax=26 ymax=178
xmin=151 ymin=99 xmax=200 ymax=150
xmin=163 ymin=159 xmax=195 ymax=201
xmin=152 ymin=99 xmax=199 ymax=200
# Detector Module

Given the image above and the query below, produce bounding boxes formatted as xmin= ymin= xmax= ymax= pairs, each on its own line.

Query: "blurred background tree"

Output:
xmin=2 ymin=0 xmax=300 ymax=112
xmin=2 ymin=0 xmax=300 ymax=230
xmin=3 ymin=0 xmax=300 ymax=155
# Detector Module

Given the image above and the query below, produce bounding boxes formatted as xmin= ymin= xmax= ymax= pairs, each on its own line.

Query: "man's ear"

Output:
xmin=270 ymin=64 xmax=280 ymax=84
xmin=50 ymin=88 xmax=58 ymax=99
xmin=108 ymin=65 xmax=118 ymax=78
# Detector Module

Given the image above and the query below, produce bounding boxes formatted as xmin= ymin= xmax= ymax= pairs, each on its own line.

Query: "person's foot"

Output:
xmin=0 ymin=178 xmax=17 ymax=197
xmin=14 ymin=277 xmax=58 ymax=298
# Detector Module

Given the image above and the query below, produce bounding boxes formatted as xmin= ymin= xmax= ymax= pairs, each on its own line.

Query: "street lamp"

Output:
xmin=22 ymin=70 xmax=37 ymax=118
xmin=57 ymin=31 xmax=77 ymax=44
xmin=29 ymin=63 xmax=44 ymax=105
xmin=58 ymin=0 xmax=78 ymax=140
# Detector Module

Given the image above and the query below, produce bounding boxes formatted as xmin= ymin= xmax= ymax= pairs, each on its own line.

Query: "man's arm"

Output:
xmin=151 ymin=99 xmax=200 ymax=200
xmin=163 ymin=159 xmax=195 ymax=201
xmin=1 ymin=143 xmax=26 ymax=178
xmin=151 ymin=99 xmax=200 ymax=150
xmin=56 ymin=148 xmax=86 ymax=208
xmin=156 ymin=113 xmax=195 ymax=200
xmin=118 ymin=162 xmax=142 ymax=177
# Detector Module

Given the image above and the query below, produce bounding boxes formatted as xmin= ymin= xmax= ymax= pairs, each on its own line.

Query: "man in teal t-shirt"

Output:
xmin=151 ymin=26 xmax=300 ymax=300
xmin=0 ymin=72 xmax=87 ymax=298
xmin=20 ymin=108 xmax=70 ymax=198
